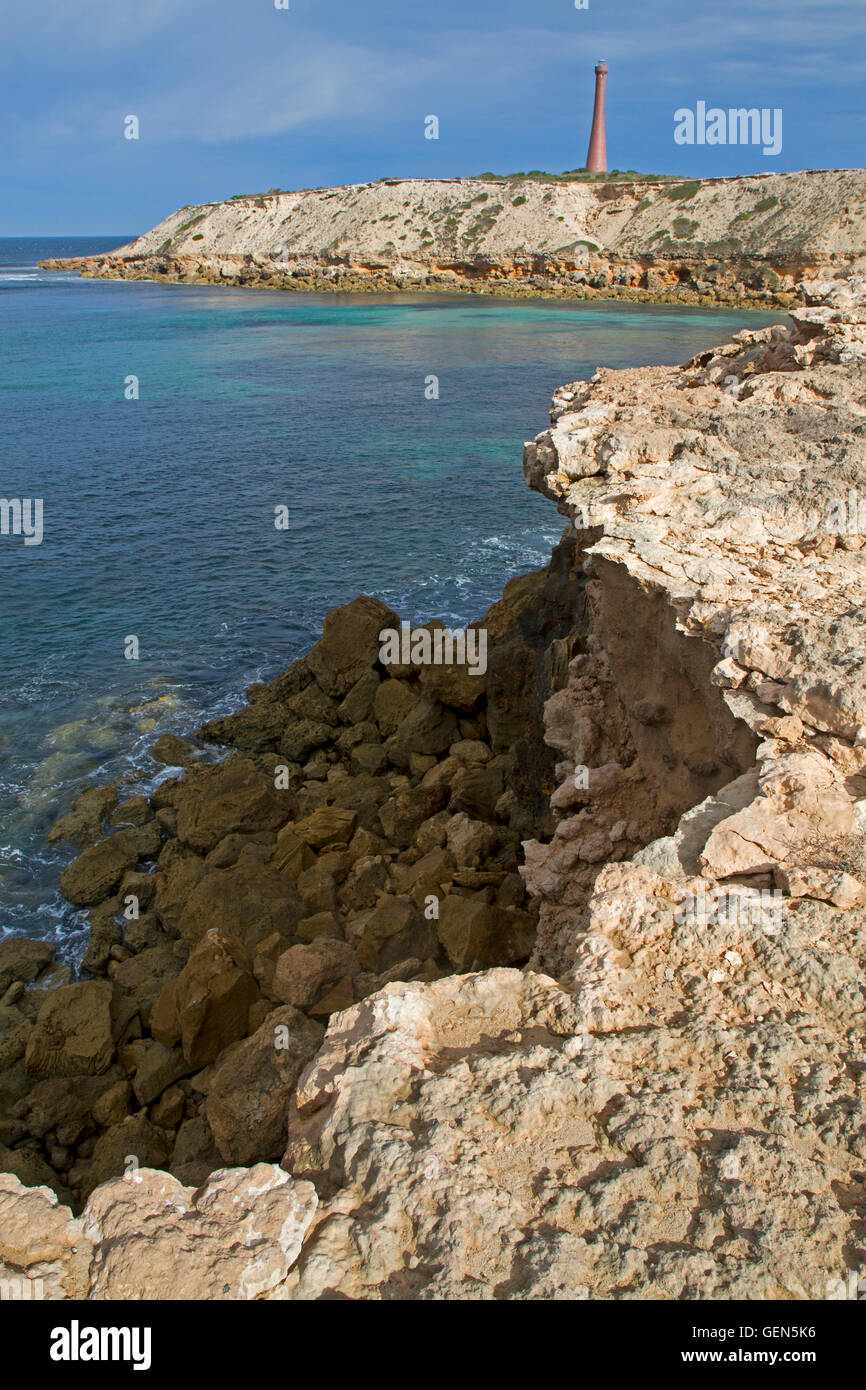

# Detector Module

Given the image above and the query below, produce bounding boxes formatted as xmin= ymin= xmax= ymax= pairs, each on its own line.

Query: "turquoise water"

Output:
xmin=0 ymin=236 xmax=785 ymax=956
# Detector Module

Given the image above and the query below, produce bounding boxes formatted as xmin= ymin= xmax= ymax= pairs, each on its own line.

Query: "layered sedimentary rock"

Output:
xmin=41 ymin=169 xmax=866 ymax=306
xmin=2 ymin=274 xmax=865 ymax=1300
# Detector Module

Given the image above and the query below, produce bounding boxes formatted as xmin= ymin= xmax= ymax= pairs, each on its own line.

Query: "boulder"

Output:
xmin=445 ymin=813 xmax=498 ymax=868
xmin=449 ymin=739 xmax=492 ymax=765
xmin=0 ymin=1144 xmax=69 ymax=1201
xmin=372 ymin=678 xmax=419 ymax=736
xmin=110 ymin=944 xmax=185 ymax=1029
xmin=12 ymin=1070 xmax=125 ymax=1147
xmin=81 ymin=912 xmax=122 ymax=975
xmin=24 ymin=981 xmax=116 ymax=1077
xmin=279 ymin=717 xmax=333 ymax=763
xmin=108 ymin=796 xmax=153 ymax=829
xmin=91 ymin=1079 xmax=132 ymax=1128
xmin=337 ymin=669 xmax=381 ymax=724
xmin=172 ymin=756 xmax=292 ymax=853
xmin=169 ymin=1114 xmax=222 ymax=1188
xmin=269 ymin=826 xmax=317 ymax=881
xmin=82 ymin=1115 xmax=171 ymax=1200
xmin=271 ymin=939 xmax=360 ymax=1011
xmin=436 ymin=897 xmax=535 ymax=971
xmin=350 ymin=743 xmax=388 ymax=776
xmin=448 ymin=766 xmax=504 ymax=823
xmin=338 ymin=855 xmax=388 ymax=912
xmin=392 ymin=848 xmax=455 ymax=907
xmin=177 ymin=863 xmax=302 ymax=950
xmin=199 ymin=699 xmax=292 ymax=752
xmin=124 ymin=1039 xmax=191 ymax=1107
xmin=150 ymin=733 xmax=199 ymax=767
xmin=347 ymin=894 xmax=437 ymax=972
xmin=204 ymin=1006 xmax=323 ymax=1165
xmin=378 ymin=785 xmax=448 ymax=848
xmin=0 ymin=938 xmax=55 ymax=995
xmin=297 ymin=911 xmax=343 ymax=943
xmin=295 ymin=863 xmax=338 ymax=916
xmin=205 ymin=830 xmax=276 ymax=870
xmin=155 ymin=931 xmax=258 ymax=1067
xmin=419 ymin=625 xmax=488 ymax=711
xmin=46 ymin=784 xmax=118 ymax=846
xmin=293 ymin=806 xmax=357 ymax=850
xmin=59 ymin=831 xmax=140 ymax=907
xmin=287 ymin=681 xmax=340 ymax=728
xmin=83 ymin=1164 xmax=318 ymax=1299
xmin=306 ymin=595 xmax=399 ymax=697
xmin=154 ymin=851 xmax=206 ymax=934
xmin=384 ymin=697 xmax=459 ymax=767
xmin=0 ymin=1007 xmax=31 ymax=1070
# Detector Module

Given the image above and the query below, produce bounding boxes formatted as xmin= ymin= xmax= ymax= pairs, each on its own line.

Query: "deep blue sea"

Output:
xmin=0 ymin=235 xmax=785 ymax=958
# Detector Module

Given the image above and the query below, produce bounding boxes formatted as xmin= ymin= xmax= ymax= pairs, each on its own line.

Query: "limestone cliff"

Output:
xmin=3 ymin=274 xmax=865 ymax=1301
xmin=42 ymin=169 xmax=866 ymax=306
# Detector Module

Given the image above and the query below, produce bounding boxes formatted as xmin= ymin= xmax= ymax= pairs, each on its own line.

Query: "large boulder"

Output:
xmin=447 ymin=766 xmax=504 ymax=823
xmin=123 ymin=1039 xmax=190 ymax=1107
xmin=271 ymin=939 xmax=360 ymax=1011
xmin=47 ymin=784 xmax=118 ymax=846
xmin=346 ymin=894 xmax=437 ymax=972
xmin=0 ymin=1006 xmax=31 ymax=1070
xmin=0 ymin=938 xmax=55 ymax=995
xmin=154 ymin=851 xmax=206 ymax=934
xmin=177 ymin=863 xmax=302 ymax=949
xmin=337 ymin=669 xmax=381 ymax=724
xmin=372 ymin=678 xmax=419 ymax=736
xmin=82 ymin=1115 xmax=171 ymax=1199
xmin=59 ymin=831 xmax=140 ymax=906
xmin=292 ymin=806 xmax=357 ymax=850
xmin=110 ymin=944 xmax=185 ymax=1029
xmin=418 ymin=623 xmax=488 ymax=711
xmin=436 ymin=897 xmax=535 ymax=970
xmin=270 ymin=826 xmax=316 ymax=881
xmin=204 ymin=1006 xmax=323 ymax=1165
xmin=24 ymin=981 xmax=117 ymax=1077
xmin=278 ymin=717 xmax=333 ymax=763
xmin=378 ymin=786 xmax=448 ymax=848
xmin=383 ymin=697 xmax=459 ymax=767
xmin=153 ymin=930 xmax=258 ymax=1067
xmin=171 ymin=756 xmax=292 ymax=854
xmin=84 ymin=1165 xmax=318 ymax=1300
xmin=199 ymin=699 xmax=292 ymax=752
xmin=306 ymin=595 xmax=399 ymax=697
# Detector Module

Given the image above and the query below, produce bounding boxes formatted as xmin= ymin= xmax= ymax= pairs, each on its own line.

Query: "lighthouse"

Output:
xmin=585 ymin=61 xmax=608 ymax=173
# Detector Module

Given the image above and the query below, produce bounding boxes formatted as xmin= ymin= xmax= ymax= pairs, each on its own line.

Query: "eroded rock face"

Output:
xmin=523 ymin=274 xmax=866 ymax=976
xmin=39 ymin=170 xmax=866 ymax=306
xmin=0 ymin=1165 xmax=318 ymax=1300
xmin=279 ymin=936 xmax=865 ymax=1299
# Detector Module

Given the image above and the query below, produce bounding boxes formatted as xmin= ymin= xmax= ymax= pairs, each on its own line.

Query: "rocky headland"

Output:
xmin=41 ymin=168 xmax=866 ymax=306
xmin=2 ymin=267 xmax=865 ymax=1300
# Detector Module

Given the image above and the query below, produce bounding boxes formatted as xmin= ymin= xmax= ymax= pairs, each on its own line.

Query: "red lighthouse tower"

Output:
xmin=585 ymin=61 xmax=608 ymax=173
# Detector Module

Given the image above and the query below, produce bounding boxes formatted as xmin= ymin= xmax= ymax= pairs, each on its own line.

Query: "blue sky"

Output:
xmin=2 ymin=0 xmax=864 ymax=235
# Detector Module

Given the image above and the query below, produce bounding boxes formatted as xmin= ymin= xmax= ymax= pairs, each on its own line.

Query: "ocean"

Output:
xmin=0 ymin=235 xmax=785 ymax=959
